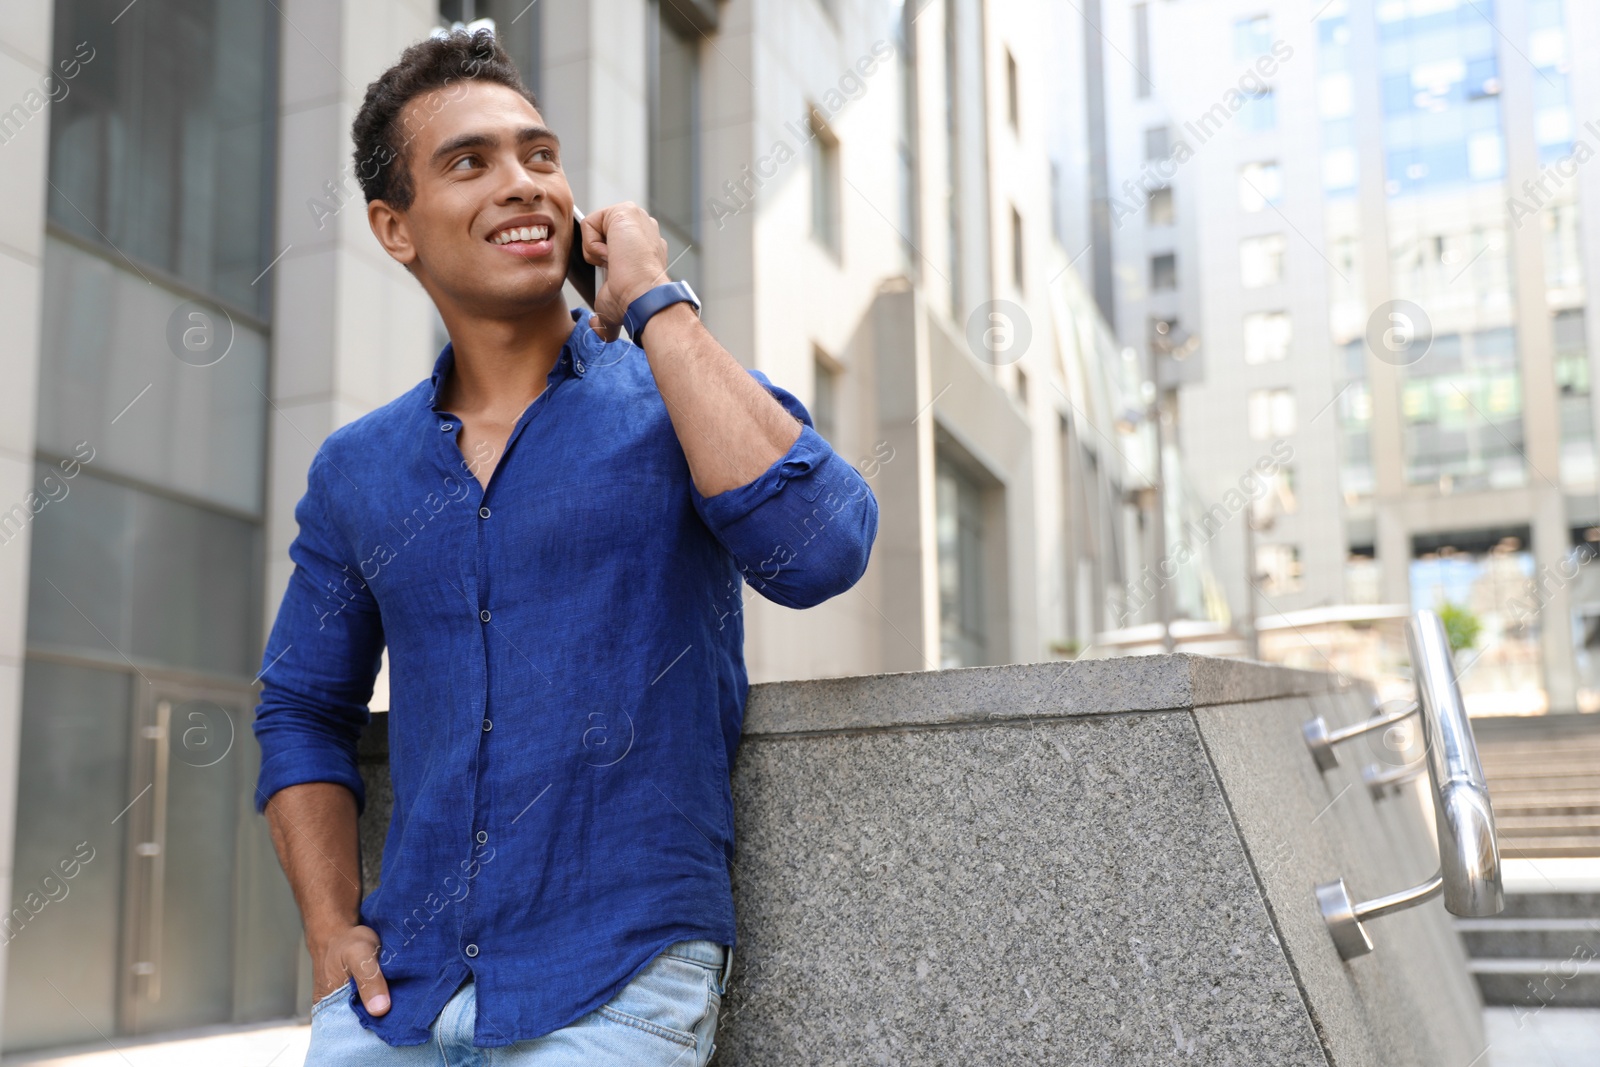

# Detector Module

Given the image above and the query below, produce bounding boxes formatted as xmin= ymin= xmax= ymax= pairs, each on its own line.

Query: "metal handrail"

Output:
xmin=1308 ymin=609 xmax=1504 ymax=960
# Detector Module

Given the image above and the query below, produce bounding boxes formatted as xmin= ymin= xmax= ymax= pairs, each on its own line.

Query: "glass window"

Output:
xmin=1241 ymin=87 xmax=1276 ymax=131
xmin=1234 ymin=14 xmax=1272 ymax=59
xmin=1006 ymin=48 xmax=1019 ymax=127
xmin=1240 ymin=234 xmax=1286 ymax=288
xmin=37 ymin=237 xmax=269 ymax=517
xmin=1318 ymin=10 xmax=1352 ymax=71
xmin=1147 ymin=185 xmax=1174 ymax=226
xmin=650 ymin=2 xmax=701 ymax=290
xmin=937 ymin=458 xmax=989 ymax=667
xmin=1145 ymin=125 xmax=1170 ymax=161
xmin=1555 ymin=309 xmax=1594 ymax=487
xmin=1249 ymin=387 xmax=1296 ymax=439
xmin=1150 ymin=253 xmax=1177 ymax=291
xmin=47 ymin=0 xmax=278 ymax=318
xmin=1011 ymin=206 xmax=1024 ymax=291
xmin=1277 ymin=466 xmax=1298 ymax=513
xmin=2 ymin=661 xmax=131 ymax=1051
xmin=810 ymin=110 xmax=841 ymax=260
xmin=812 ymin=353 xmax=839 ymax=444
xmin=439 ymin=0 xmax=542 ymax=93
xmin=1244 ymin=311 xmax=1293 ymax=363
xmin=1238 ymin=162 xmax=1282 ymax=211
xmin=25 ymin=467 xmax=263 ymax=680
xmin=1339 ymin=380 xmax=1374 ymax=502
xmin=1255 ymin=543 xmax=1303 ymax=595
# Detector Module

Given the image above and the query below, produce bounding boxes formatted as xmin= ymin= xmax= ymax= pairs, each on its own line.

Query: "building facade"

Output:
xmin=1084 ymin=0 xmax=1600 ymax=713
xmin=0 ymin=0 xmax=1177 ymax=1051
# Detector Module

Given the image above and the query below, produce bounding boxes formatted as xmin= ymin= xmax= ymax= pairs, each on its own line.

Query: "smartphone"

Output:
xmin=568 ymin=206 xmax=599 ymax=310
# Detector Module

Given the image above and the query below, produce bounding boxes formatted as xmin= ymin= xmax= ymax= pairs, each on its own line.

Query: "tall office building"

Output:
xmin=0 ymin=0 xmax=1165 ymax=1051
xmin=1084 ymin=0 xmax=1600 ymax=714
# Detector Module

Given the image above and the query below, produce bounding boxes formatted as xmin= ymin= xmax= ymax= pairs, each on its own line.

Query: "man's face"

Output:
xmin=384 ymin=81 xmax=574 ymax=314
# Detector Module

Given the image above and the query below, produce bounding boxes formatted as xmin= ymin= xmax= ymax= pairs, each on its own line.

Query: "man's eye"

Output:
xmin=451 ymin=154 xmax=479 ymax=171
xmin=530 ymin=147 xmax=554 ymax=163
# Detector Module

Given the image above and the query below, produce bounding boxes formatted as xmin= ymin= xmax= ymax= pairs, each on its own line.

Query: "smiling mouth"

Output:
xmin=489 ymin=224 xmax=551 ymax=246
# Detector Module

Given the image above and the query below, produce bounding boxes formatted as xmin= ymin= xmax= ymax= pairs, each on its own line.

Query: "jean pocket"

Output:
xmin=598 ymin=948 xmax=718 ymax=1054
xmin=310 ymin=979 xmax=351 ymax=1019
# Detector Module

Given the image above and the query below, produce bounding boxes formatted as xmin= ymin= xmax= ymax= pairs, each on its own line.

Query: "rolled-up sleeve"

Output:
xmin=252 ymin=453 xmax=385 ymax=816
xmin=689 ymin=369 xmax=879 ymax=609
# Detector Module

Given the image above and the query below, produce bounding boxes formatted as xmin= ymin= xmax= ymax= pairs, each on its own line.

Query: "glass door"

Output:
xmin=4 ymin=660 xmax=303 ymax=1054
xmin=118 ymin=683 xmax=245 ymax=1034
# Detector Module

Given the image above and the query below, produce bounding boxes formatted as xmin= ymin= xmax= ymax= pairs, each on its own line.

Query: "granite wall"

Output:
xmin=357 ymin=655 xmax=1487 ymax=1065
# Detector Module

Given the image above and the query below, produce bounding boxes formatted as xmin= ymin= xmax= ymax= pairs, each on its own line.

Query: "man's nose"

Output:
xmin=494 ymin=158 xmax=543 ymax=203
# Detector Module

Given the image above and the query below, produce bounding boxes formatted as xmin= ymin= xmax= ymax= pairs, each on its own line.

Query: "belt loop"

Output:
xmin=719 ymin=943 xmax=734 ymax=996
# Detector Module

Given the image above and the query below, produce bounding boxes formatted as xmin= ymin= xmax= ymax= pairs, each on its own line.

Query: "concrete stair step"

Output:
xmin=1455 ymin=919 xmax=1600 ymax=960
xmin=1484 ymin=776 xmax=1600 ymax=790
xmin=1469 ymin=959 xmax=1600 ymax=1008
xmin=1497 ymin=817 xmax=1600 ymax=834
xmin=1491 ymin=892 xmax=1600 ymax=920
xmin=1497 ymin=840 xmax=1600 ymax=859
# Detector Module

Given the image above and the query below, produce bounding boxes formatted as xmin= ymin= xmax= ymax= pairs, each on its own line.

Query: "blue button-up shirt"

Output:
xmin=252 ymin=312 xmax=878 ymax=1047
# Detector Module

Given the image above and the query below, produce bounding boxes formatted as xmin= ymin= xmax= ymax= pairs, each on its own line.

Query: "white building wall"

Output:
xmin=267 ymin=4 xmax=446 ymax=726
xmin=0 ymin=2 xmax=55 ymax=1042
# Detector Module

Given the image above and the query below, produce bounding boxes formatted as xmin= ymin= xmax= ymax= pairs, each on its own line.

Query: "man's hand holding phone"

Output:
xmin=575 ymin=202 xmax=673 ymax=343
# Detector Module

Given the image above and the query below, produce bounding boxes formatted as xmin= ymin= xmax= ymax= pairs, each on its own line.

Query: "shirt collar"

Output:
xmin=428 ymin=310 xmax=600 ymax=411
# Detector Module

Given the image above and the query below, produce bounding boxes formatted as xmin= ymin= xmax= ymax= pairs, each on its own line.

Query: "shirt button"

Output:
xmin=479 ymin=506 xmax=491 ymax=519
xmin=476 ymin=830 xmax=488 ymax=844
xmin=574 ymin=358 xmax=586 ymax=373
xmin=440 ymin=422 xmax=453 ymax=431
xmin=480 ymin=609 xmax=491 ymax=622
xmin=482 ymin=719 xmax=492 ymax=731
xmin=464 ymin=943 xmax=479 ymax=958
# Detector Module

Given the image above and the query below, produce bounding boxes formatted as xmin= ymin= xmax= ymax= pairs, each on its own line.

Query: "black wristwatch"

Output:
xmin=622 ymin=281 xmax=702 ymax=343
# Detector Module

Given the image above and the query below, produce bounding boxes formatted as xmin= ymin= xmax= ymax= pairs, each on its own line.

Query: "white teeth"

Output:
xmin=492 ymin=225 xmax=549 ymax=245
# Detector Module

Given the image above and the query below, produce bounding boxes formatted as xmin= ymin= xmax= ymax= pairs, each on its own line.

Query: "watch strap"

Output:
xmin=622 ymin=281 xmax=701 ymax=343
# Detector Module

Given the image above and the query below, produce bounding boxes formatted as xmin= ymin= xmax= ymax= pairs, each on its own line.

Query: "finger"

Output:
xmin=579 ymin=209 xmax=610 ymax=267
xmin=345 ymin=945 xmax=391 ymax=1015
xmin=589 ymin=313 xmax=620 ymax=343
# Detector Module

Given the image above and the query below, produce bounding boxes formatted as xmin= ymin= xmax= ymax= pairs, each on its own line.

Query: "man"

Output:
xmin=252 ymin=28 xmax=878 ymax=1066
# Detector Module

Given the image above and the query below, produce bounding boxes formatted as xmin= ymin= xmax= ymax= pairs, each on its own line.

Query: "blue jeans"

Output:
xmin=305 ymin=939 xmax=728 ymax=1066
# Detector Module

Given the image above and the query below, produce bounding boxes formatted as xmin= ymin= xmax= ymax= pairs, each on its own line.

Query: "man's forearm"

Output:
xmin=264 ymin=781 xmax=364 ymax=954
xmin=640 ymin=303 xmax=802 ymax=497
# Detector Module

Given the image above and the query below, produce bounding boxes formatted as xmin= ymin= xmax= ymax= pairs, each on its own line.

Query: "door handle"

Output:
xmin=131 ymin=700 xmax=171 ymax=1001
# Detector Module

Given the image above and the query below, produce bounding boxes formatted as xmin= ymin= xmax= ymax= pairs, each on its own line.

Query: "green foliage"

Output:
xmin=1436 ymin=602 xmax=1482 ymax=652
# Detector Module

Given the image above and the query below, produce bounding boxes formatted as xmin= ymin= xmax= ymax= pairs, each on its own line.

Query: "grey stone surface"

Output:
xmin=357 ymin=714 xmax=391 ymax=900
xmin=719 ymin=713 xmax=1329 ymax=1066
xmin=742 ymin=653 xmax=1345 ymax=736
xmin=354 ymin=655 xmax=1486 ymax=1066
xmin=1195 ymin=689 xmax=1487 ymax=1067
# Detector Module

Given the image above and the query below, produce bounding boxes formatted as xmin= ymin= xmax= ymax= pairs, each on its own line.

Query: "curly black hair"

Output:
xmin=350 ymin=28 xmax=539 ymax=210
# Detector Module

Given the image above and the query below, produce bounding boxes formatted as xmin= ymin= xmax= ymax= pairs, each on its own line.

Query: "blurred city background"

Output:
xmin=0 ymin=0 xmax=1596 ymax=1063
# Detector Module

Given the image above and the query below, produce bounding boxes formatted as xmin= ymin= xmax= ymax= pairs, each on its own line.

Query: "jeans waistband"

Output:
xmin=662 ymin=938 xmax=725 ymax=968
xmin=664 ymin=937 xmax=733 ymax=993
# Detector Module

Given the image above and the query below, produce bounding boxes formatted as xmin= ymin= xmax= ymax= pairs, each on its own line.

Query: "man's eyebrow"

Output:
xmin=431 ymin=131 xmax=493 ymax=166
xmin=430 ymin=126 xmax=560 ymax=166
xmin=516 ymin=125 xmax=560 ymax=148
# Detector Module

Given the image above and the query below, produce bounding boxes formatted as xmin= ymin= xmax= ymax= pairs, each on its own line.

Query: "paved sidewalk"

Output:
xmin=0 ymin=1020 xmax=310 ymax=1067
xmin=3 ymin=1006 xmax=1595 ymax=1065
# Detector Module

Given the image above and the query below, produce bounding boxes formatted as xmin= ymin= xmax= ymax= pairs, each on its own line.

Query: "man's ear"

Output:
xmin=368 ymin=199 xmax=418 ymax=269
